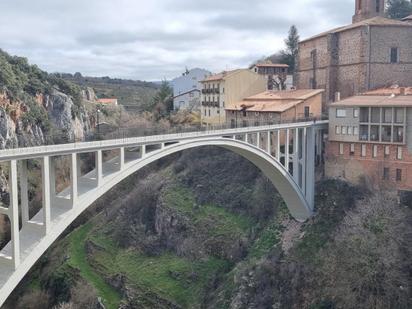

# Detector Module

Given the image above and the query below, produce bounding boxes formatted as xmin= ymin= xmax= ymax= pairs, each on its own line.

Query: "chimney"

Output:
xmin=400 ymin=87 xmax=406 ymax=96
xmin=335 ymin=92 xmax=341 ymax=102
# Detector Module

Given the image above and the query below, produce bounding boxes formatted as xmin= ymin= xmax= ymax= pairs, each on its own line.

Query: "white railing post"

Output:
xmin=19 ymin=160 xmax=29 ymax=226
xmin=257 ymin=132 xmax=261 ymax=148
xmin=267 ymin=131 xmax=271 ymax=154
xmin=305 ymin=127 xmax=316 ymax=210
xmin=141 ymin=145 xmax=146 ymax=157
xmin=10 ymin=160 xmax=20 ymax=269
xmin=42 ymin=156 xmax=51 ymax=235
xmin=71 ymin=153 xmax=78 ymax=207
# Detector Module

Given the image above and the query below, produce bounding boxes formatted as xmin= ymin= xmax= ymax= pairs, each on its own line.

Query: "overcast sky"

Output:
xmin=0 ymin=0 xmax=354 ymax=81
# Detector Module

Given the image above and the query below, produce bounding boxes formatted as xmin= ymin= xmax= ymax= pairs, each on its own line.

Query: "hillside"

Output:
xmin=60 ymin=73 xmax=159 ymax=111
xmin=0 ymin=49 xmax=93 ymax=148
xmin=3 ymin=147 xmax=411 ymax=309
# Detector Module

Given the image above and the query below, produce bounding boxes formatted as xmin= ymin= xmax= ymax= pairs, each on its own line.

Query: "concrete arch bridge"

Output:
xmin=0 ymin=120 xmax=327 ymax=305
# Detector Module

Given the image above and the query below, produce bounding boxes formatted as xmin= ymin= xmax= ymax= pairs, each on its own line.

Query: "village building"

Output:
xmin=296 ymin=0 xmax=412 ymax=106
xmin=225 ymin=89 xmax=324 ymax=128
xmin=97 ymin=98 xmax=118 ymax=106
xmin=250 ymin=62 xmax=294 ymax=90
xmin=171 ymin=68 xmax=211 ymax=111
xmin=200 ymin=69 xmax=266 ymax=126
xmin=326 ymin=86 xmax=412 ymax=190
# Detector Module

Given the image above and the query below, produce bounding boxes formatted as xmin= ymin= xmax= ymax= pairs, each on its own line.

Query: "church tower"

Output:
xmin=353 ymin=0 xmax=386 ymax=23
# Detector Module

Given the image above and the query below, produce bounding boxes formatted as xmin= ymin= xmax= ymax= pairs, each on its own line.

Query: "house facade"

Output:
xmin=296 ymin=0 xmax=412 ymax=105
xmin=250 ymin=63 xmax=293 ymax=90
xmin=171 ymin=68 xmax=211 ymax=111
xmin=326 ymin=87 xmax=412 ymax=190
xmin=225 ymin=89 xmax=324 ymax=128
xmin=200 ymin=69 xmax=266 ymax=126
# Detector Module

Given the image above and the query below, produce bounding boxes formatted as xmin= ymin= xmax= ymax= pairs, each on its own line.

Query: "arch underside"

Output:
xmin=0 ymin=137 xmax=311 ymax=305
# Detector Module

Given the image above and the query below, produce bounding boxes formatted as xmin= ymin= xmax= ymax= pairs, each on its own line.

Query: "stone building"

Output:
xmin=326 ymin=86 xmax=412 ymax=190
xmin=200 ymin=69 xmax=266 ymax=126
xmin=225 ymin=89 xmax=323 ymax=128
xmin=296 ymin=0 xmax=412 ymax=106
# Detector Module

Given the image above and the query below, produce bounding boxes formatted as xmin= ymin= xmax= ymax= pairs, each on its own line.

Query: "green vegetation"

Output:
xmin=163 ymin=185 xmax=252 ymax=238
xmin=66 ymin=222 xmax=121 ymax=309
xmin=387 ymin=0 xmax=412 ymax=19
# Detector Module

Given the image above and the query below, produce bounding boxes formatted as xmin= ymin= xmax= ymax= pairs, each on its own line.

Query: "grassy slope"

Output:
xmin=63 ymin=183 xmax=255 ymax=308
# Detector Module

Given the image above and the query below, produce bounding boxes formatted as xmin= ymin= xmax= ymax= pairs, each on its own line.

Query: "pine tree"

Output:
xmin=281 ymin=25 xmax=300 ymax=73
xmin=387 ymin=0 xmax=412 ymax=19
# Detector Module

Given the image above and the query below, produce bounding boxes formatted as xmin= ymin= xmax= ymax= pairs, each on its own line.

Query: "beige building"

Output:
xmin=326 ymin=86 xmax=412 ymax=190
xmin=296 ymin=0 xmax=412 ymax=106
xmin=200 ymin=69 xmax=267 ymax=126
xmin=225 ymin=89 xmax=324 ymax=128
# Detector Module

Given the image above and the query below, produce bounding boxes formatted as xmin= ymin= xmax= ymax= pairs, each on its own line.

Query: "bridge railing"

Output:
xmin=2 ymin=115 xmax=328 ymax=150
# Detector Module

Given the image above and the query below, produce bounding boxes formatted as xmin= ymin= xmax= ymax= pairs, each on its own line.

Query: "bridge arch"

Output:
xmin=0 ymin=122 xmax=327 ymax=305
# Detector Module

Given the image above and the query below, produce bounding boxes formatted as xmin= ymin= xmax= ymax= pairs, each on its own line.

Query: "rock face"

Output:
xmin=45 ymin=90 xmax=91 ymax=141
xmin=0 ymin=89 xmax=92 ymax=149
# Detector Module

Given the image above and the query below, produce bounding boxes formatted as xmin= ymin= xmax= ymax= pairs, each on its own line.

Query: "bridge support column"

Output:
xmin=141 ymin=145 xmax=146 ymax=157
xmin=267 ymin=131 xmax=271 ymax=154
xmin=285 ymin=129 xmax=290 ymax=170
xmin=305 ymin=128 xmax=316 ymax=210
xmin=293 ymin=128 xmax=299 ymax=182
xmin=96 ymin=150 xmax=103 ymax=187
xmin=71 ymin=153 xmax=78 ymax=207
xmin=49 ymin=157 xmax=56 ymax=204
xmin=119 ymin=147 xmax=125 ymax=170
xmin=9 ymin=160 xmax=20 ymax=269
xmin=276 ymin=130 xmax=280 ymax=160
xmin=245 ymin=134 xmax=248 ymax=143
xmin=42 ymin=156 xmax=51 ymax=235
xmin=20 ymin=160 xmax=29 ymax=226
xmin=302 ymin=128 xmax=307 ymax=195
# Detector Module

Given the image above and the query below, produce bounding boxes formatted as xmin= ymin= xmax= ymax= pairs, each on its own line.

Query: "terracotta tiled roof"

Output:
xmin=363 ymin=86 xmax=412 ymax=96
xmin=254 ymin=63 xmax=289 ymax=68
xmin=200 ymin=69 xmax=242 ymax=82
xmin=301 ymin=16 xmax=412 ymax=43
xmin=331 ymin=87 xmax=412 ymax=107
xmin=225 ymin=89 xmax=324 ymax=113
xmin=97 ymin=98 xmax=118 ymax=104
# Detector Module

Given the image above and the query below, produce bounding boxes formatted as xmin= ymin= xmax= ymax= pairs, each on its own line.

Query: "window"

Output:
xmin=339 ymin=143 xmax=344 ymax=155
xmin=217 ymin=109 xmax=220 ymax=114
xmin=204 ymin=109 xmax=206 ymax=116
xmin=335 ymin=126 xmax=341 ymax=134
xmin=361 ymin=144 xmax=366 ymax=157
xmin=373 ymin=145 xmax=378 ymax=158
xmin=208 ymin=109 xmax=211 ymax=117
xmin=350 ymin=143 xmax=355 ymax=156
xmin=360 ymin=107 xmax=369 ymax=122
xmin=231 ymin=119 xmax=235 ymax=128
xmin=336 ymin=109 xmax=346 ymax=118
xmin=383 ymin=167 xmax=389 ymax=180
xmin=354 ymin=126 xmax=359 ymax=135
xmin=376 ymin=0 xmax=380 ymax=12
xmin=395 ymin=108 xmax=404 ymax=123
xmin=394 ymin=126 xmax=404 ymax=143
xmin=353 ymin=108 xmax=359 ymax=118
xmin=383 ymin=108 xmax=392 ymax=123
xmin=385 ymin=145 xmax=390 ymax=158
xmin=242 ymin=120 xmax=248 ymax=127
xmin=390 ymin=47 xmax=399 ymax=63
xmin=381 ymin=126 xmax=392 ymax=142
xmin=397 ymin=147 xmax=403 ymax=160
xmin=242 ymin=110 xmax=247 ymax=117
xmin=371 ymin=107 xmax=380 ymax=123
xmin=304 ymin=106 xmax=310 ymax=118
xmin=370 ymin=125 xmax=379 ymax=141
xmin=396 ymin=169 xmax=402 ymax=182
xmin=348 ymin=126 xmax=353 ymax=135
